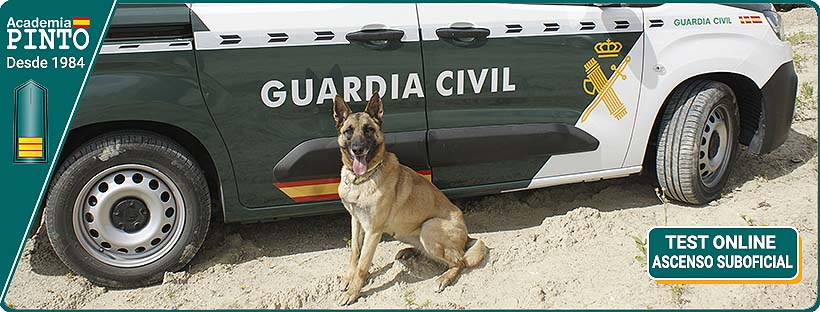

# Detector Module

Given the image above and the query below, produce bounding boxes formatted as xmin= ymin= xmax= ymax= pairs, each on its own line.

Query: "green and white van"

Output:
xmin=42 ymin=3 xmax=797 ymax=287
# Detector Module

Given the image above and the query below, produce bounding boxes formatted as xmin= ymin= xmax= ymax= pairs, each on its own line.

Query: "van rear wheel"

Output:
xmin=44 ymin=131 xmax=210 ymax=287
xmin=655 ymin=80 xmax=740 ymax=205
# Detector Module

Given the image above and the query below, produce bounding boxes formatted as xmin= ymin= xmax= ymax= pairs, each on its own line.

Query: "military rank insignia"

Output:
xmin=14 ymin=80 xmax=48 ymax=163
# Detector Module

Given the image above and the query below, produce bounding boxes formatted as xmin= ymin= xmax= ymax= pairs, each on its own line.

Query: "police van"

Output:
xmin=41 ymin=3 xmax=797 ymax=287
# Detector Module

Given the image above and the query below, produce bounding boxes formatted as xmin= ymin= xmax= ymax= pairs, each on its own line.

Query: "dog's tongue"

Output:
xmin=352 ymin=155 xmax=367 ymax=176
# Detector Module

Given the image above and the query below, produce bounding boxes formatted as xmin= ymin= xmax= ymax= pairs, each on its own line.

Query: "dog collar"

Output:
xmin=346 ymin=161 xmax=384 ymax=185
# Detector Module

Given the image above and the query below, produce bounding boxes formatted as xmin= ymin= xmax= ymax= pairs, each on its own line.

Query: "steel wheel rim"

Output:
xmin=72 ymin=164 xmax=185 ymax=268
xmin=698 ymin=103 xmax=733 ymax=188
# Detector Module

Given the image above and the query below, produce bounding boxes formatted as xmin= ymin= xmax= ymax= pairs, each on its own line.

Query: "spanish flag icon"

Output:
xmin=72 ymin=17 xmax=90 ymax=28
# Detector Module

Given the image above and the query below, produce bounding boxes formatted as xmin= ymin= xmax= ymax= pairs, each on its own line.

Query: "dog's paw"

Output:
xmin=338 ymin=274 xmax=352 ymax=292
xmin=434 ymin=275 xmax=450 ymax=293
xmin=395 ymin=247 xmax=418 ymax=261
xmin=338 ymin=289 xmax=361 ymax=306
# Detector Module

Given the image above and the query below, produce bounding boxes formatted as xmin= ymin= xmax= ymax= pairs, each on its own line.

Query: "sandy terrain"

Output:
xmin=3 ymin=8 xmax=818 ymax=310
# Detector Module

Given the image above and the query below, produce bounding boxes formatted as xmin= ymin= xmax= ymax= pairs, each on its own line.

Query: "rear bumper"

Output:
xmin=749 ymin=61 xmax=797 ymax=155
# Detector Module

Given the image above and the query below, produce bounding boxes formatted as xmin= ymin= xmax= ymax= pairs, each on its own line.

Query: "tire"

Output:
xmin=44 ymin=131 xmax=211 ymax=288
xmin=655 ymin=80 xmax=740 ymax=205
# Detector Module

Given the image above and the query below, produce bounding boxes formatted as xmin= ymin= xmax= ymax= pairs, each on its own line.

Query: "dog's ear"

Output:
xmin=333 ymin=95 xmax=352 ymax=129
xmin=364 ymin=92 xmax=384 ymax=124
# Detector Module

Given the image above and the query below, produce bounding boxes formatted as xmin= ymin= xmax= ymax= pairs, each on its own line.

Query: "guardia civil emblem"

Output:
xmin=580 ymin=39 xmax=630 ymax=123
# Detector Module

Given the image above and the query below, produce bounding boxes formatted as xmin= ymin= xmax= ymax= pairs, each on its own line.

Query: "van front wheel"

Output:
xmin=655 ymin=80 xmax=740 ymax=205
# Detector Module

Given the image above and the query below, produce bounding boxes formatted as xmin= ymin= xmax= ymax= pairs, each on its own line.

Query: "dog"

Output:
xmin=333 ymin=92 xmax=488 ymax=305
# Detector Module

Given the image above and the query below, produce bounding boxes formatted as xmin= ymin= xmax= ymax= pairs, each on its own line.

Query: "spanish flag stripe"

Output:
xmin=18 ymin=151 xmax=43 ymax=158
xmin=280 ymin=182 xmax=341 ymax=198
xmin=276 ymin=170 xmax=433 ymax=202
xmin=18 ymin=137 xmax=42 ymax=144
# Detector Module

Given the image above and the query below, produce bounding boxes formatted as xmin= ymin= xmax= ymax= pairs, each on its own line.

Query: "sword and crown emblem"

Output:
xmin=580 ymin=38 xmax=630 ymax=123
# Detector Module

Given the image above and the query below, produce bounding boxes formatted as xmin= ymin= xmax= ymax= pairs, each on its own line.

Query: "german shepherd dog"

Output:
xmin=333 ymin=93 xmax=488 ymax=305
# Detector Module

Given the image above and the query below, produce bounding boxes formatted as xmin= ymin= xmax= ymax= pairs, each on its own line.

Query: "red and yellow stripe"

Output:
xmin=739 ymin=16 xmax=763 ymax=24
xmin=275 ymin=169 xmax=432 ymax=203
xmin=17 ymin=137 xmax=43 ymax=158
xmin=73 ymin=17 xmax=90 ymax=28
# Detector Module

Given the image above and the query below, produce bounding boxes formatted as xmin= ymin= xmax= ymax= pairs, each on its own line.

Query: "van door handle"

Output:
xmin=346 ymin=29 xmax=405 ymax=50
xmin=346 ymin=29 xmax=404 ymax=42
xmin=435 ymin=27 xmax=490 ymax=48
xmin=435 ymin=27 xmax=490 ymax=40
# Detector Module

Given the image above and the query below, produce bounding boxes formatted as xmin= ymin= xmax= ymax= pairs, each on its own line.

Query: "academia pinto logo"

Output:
xmin=6 ymin=16 xmax=90 ymax=69
xmin=6 ymin=15 xmax=93 ymax=163
xmin=6 ymin=16 xmax=90 ymax=50
xmin=647 ymin=226 xmax=801 ymax=284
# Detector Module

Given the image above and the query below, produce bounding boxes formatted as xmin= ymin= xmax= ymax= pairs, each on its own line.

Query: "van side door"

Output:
xmin=417 ymin=4 xmax=644 ymax=191
xmin=191 ymin=4 xmax=428 ymax=207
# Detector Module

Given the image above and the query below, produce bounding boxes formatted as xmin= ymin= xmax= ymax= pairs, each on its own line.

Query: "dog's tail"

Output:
xmin=463 ymin=237 xmax=488 ymax=268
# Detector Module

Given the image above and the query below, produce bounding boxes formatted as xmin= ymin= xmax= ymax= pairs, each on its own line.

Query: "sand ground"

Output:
xmin=3 ymin=8 xmax=819 ymax=310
